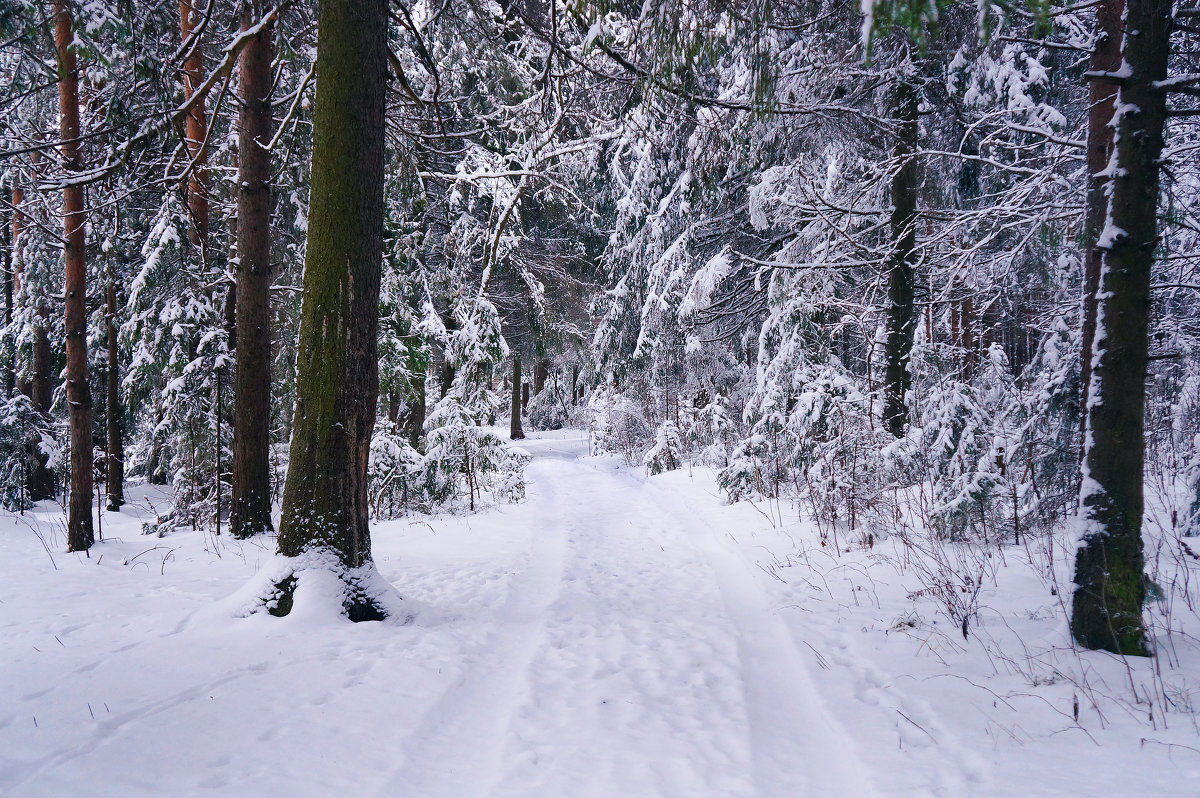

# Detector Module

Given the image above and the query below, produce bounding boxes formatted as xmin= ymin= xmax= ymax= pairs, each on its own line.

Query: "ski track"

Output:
xmin=375 ymin=441 xmax=874 ymax=798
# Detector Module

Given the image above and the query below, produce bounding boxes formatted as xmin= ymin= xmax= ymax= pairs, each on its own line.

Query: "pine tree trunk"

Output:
xmin=11 ymin=188 xmax=29 ymax=399
xmin=180 ymin=0 xmax=209 ymax=251
xmin=53 ymin=0 xmax=94 ymax=552
xmin=571 ymin=363 xmax=579 ymax=406
xmin=231 ymin=1 xmax=274 ymax=539
xmin=510 ymin=355 xmax=524 ymax=440
xmin=883 ymin=75 xmax=918 ymax=438
xmin=105 ymin=275 xmax=124 ymax=509
xmin=1079 ymin=0 xmax=1124 ymax=453
xmin=277 ymin=0 xmax=387 ymax=570
xmin=1071 ymin=0 xmax=1170 ymax=656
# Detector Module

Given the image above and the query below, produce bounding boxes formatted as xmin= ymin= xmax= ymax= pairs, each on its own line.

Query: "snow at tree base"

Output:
xmin=5 ymin=0 xmax=1200 ymax=794
xmin=0 ymin=432 xmax=1195 ymax=797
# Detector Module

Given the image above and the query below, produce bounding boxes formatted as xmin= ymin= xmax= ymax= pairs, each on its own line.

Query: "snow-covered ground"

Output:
xmin=2 ymin=429 xmax=1198 ymax=797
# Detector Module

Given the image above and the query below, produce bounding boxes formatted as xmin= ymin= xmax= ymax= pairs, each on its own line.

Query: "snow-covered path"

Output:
xmin=378 ymin=445 xmax=872 ymax=798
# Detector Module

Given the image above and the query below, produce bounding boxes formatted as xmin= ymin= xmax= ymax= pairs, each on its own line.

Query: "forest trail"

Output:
xmin=375 ymin=434 xmax=876 ymax=798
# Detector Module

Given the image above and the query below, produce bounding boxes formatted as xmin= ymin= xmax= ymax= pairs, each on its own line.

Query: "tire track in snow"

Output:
xmin=643 ymin=477 xmax=879 ymax=797
xmin=370 ymin=459 xmax=569 ymax=798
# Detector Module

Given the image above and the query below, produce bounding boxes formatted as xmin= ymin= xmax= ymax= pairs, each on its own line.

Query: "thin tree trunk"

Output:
xmin=883 ymin=75 xmax=918 ymax=438
xmin=1071 ymin=0 xmax=1170 ymax=656
xmin=571 ymin=363 xmax=579 ymax=405
xmin=277 ymin=0 xmax=388 ymax=573
xmin=11 ymin=188 xmax=29 ymax=399
xmin=510 ymin=355 xmax=524 ymax=440
xmin=403 ymin=366 xmax=426 ymax=450
xmin=106 ymin=274 xmax=124 ymax=509
xmin=53 ymin=0 xmax=94 ymax=552
xmin=180 ymin=0 xmax=209 ymax=251
xmin=1079 ymin=0 xmax=1124 ymax=453
xmin=231 ymin=0 xmax=274 ymax=539
xmin=533 ymin=359 xmax=548 ymax=395
xmin=1 ymin=205 xmax=12 ymax=398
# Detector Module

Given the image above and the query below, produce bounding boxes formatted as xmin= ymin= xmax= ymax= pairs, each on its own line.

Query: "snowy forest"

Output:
xmin=3 ymin=0 xmax=1200 ymax=794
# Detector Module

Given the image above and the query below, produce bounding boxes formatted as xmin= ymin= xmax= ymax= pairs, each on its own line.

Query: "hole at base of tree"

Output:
xmin=267 ymin=576 xmax=297 ymax=618
xmin=344 ymin=595 xmax=387 ymax=623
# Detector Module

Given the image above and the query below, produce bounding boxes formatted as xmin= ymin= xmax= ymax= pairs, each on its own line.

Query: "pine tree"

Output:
xmin=52 ymin=0 xmax=94 ymax=552
xmin=1071 ymin=0 xmax=1172 ymax=656
xmin=231 ymin=0 xmax=275 ymax=539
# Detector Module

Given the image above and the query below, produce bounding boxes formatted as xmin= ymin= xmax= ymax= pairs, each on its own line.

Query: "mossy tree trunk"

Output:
xmin=231 ymin=0 xmax=274 ymax=539
xmin=53 ymin=0 xmax=94 ymax=552
xmin=883 ymin=74 xmax=918 ymax=439
xmin=276 ymin=0 xmax=387 ymax=569
xmin=1071 ymin=0 xmax=1170 ymax=656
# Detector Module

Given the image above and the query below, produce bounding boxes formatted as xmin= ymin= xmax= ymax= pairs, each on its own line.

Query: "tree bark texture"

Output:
xmin=277 ymin=0 xmax=387 ymax=569
xmin=106 ymin=275 xmax=124 ymax=509
xmin=883 ymin=76 xmax=918 ymax=439
xmin=510 ymin=355 xmax=525 ymax=440
xmin=231 ymin=1 xmax=274 ymax=539
xmin=53 ymin=0 xmax=94 ymax=552
xmin=180 ymin=0 xmax=209 ymax=250
xmin=1071 ymin=0 xmax=1170 ymax=656
xmin=1079 ymin=0 xmax=1124 ymax=451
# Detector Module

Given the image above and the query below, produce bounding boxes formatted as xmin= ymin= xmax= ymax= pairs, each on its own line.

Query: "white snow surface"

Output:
xmin=2 ymin=429 xmax=1198 ymax=797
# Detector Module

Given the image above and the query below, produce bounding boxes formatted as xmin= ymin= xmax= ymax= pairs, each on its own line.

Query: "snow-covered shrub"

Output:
xmin=367 ymin=422 xmax=423 ymax=520
xmin=0 ymin=394 xmax=56 ymax=511
xmin=420 ymin=414 xmax=528 ymax=511
xmin=644 ymin=420 xmax=684 ymax=475
xmin=1008 ymin=319 xmax=1081 ymax=535
xmin=684 ymin=393 xmax=740 ymax=468
xmin=526 ymin=380 xmax=570 ymax=431
xmin=587 ymin=389 xmax=652 ymax=465
xmin=889 ymin=344 xmax=1010 ymax=541
xmin=418 ymin=296 xmax=528 ymax=511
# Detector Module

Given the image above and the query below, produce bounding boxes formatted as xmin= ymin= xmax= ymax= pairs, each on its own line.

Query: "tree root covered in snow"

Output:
xmin=219 ymin=548 xmax=414 ymax=624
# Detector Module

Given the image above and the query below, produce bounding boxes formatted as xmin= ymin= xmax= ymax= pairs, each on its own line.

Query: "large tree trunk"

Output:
xmin=1078 ymin=0 xmax=1124 ymax=454
xmin=231 ymin=1 xmax=274 ymax=539
xmin=53 ymin=0 xmax=94 ymax=552
xmin=883 ymin=75 xmax=918 ymax=438
xmin=510 ymin=355 xmax=524 ymax=440
xmin=277 ymin=0 xmax=387 ymax=574
xmin=105 ymin=274 xmax=124 ymax=509
xmin=1071 ymin=0 xmax=1170 ymax=656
